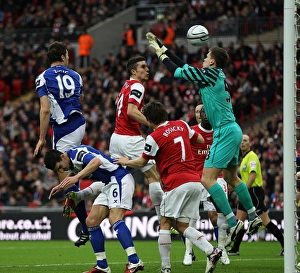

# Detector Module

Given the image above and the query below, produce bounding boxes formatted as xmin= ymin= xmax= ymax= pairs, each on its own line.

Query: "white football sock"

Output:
xmin=183 ymin=226 xmax=213 ymax=255
xmin=77 ymin=181 xmax=104 ymax=201
xmin=185 ymin=219 xmax=197 ymax=254
xmin=217 ymin=213 xmax=227 ymax=248
xmin=149 ymin=182 xmax=163 ymax=223
xmin=158 ymin=229 xmax=171 ymax=268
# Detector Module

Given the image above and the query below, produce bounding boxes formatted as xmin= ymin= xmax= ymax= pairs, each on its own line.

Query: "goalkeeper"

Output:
xmin=146 ymin=32 xmax=262 ymax=246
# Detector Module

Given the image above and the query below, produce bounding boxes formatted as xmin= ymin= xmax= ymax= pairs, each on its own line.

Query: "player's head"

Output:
xmin=44 ymin=149 xmax=69 ymax=172
xmin=203 ymin=46 xmax=229 ymax=69
xmin=195 ymin=104 xmax=203 ymax=124
xmin=241 ymin=134 xmax=251 ymax=152
xmin=126 ymin=56 xmax=149 ymax=82
xmin=200 ymin=105 xmax=211 ymax=128
xmin=47 ymin=41 xmax=69 ymax=66
xmin=142 ymin=101 xmax=168 ymax=126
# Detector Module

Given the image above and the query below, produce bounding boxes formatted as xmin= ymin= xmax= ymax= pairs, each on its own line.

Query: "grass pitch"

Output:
xmin=0 ymin=239 xmax=284 ymax=272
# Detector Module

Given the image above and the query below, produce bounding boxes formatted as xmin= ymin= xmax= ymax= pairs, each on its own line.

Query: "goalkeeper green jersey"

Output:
xmin=174 ymin=65 xmax=235 ymax=129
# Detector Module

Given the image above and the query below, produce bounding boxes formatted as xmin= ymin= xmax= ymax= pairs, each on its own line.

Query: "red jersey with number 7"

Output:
xmin=142 ymin=120 xmax=201 ymax=191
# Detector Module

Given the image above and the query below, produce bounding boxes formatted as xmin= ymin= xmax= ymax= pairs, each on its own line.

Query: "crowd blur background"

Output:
xmin=0 ymin=0 xmax=287 ymax=214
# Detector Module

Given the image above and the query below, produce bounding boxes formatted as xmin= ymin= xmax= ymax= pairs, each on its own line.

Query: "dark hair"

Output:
xmin=209 ymin=46 xmax=229 ymax=68
xmin=47 ymin=41 xmax=67 ymax=64
xmin=143 ymin=101 xmax=168 ymax=125
xmin=126 ymin=56 xmax=146 ymax=75
xmin=44 ymin=149 xmax=63 ymax=170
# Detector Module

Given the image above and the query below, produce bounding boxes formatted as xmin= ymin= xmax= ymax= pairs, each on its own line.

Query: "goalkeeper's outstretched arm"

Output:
xmin=161 ymin=58 xmax=179 ymax=75
xmin=154 ymin=34 xmax=185 ymax=68
xmin=164 ymin=50 xmax=185 ymax=68
xmin=146 ymin=31 xmax=185 ymax=74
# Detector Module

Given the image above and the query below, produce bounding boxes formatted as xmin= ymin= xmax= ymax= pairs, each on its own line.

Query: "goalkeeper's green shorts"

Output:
xmin=204 ymin=122 xmax=242 ymax=169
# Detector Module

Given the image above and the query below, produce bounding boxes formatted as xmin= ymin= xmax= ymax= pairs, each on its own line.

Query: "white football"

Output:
xmin=187 ymin=25 xmax=209 ymax=47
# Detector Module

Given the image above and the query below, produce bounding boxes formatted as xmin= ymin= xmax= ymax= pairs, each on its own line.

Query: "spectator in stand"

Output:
xmin=15 ymin=185 xmax=29 ymax=206
xmin=122 ymin=23 xmax=136 ymax=54
xmin=78 ymin=28 xmax=94 ymax=68
xmin=32 ymin=180 xmax=49 ymax=206
xmin=161 ymin=21 xmax=175 ymax=48
xmin=0 ymin=185 xmax=10 ymax=206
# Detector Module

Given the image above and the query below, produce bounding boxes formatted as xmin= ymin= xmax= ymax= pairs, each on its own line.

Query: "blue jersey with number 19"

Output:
xmin=35 ymin=65 xmax=83 ymax=125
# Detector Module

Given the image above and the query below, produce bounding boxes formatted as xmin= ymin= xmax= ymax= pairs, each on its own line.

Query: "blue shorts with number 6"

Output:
xmin=204 ymin=122 xmax=242 ymax=169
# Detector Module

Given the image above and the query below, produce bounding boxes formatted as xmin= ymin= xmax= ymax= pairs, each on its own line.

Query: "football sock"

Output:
xmin=266 ymin=221 xmax=284 ymax=248
xmin=213 ymin=226 xmax=219 ymax=242
xmin=64 ymin=184 xmax=88 ymax=233
xmin=231 ymin=228 xmax=245 ymax=251
xmin=113 ymin=220 xmax=139 ymax=264
xmin=217 ymin=213 xmax=227 ymax=249
xmin=183 ymin=226 xmax=213 ymax=255
xmin=88 ymin=226 xmax=108 ymax=269
xmin=77 ymin=181 xmax=104 ymax=200
xmin=183 ymin=218 xmax=196 ymax=253
xmin=208 ymin=184 xmax=236 ymax=228
xmin=158 ymin=229 xmax=171 ymax=269
xmin=234 ymin=183 xmax=256 ymax=220
xmin=64 ymin=184 xmax=78 ymax=194
xmin=185 ymin=238 xmax=193 ymax=254
xmin=73 ymin=200 xmax=88 ymax=233
xmin=149 ymin=182 xmax=163 ymax=223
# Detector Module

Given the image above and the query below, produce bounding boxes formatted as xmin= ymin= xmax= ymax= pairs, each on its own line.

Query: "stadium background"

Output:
xmin=0 ymin=0 xmax=287 ymax=242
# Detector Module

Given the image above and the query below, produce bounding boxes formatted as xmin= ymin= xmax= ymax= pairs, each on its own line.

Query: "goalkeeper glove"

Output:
xmin=146 ymin=32 xmax=168 ymax=61
xmin=146 ymin=32 xmax=168 ymax=52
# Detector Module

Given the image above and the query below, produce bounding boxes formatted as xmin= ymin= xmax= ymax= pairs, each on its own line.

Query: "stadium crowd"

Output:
xmin=0 ymin=0 xmax=285 ymax=213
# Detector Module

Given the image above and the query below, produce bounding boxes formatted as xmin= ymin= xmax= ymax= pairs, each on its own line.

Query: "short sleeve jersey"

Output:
xmin=142 ymin=120 xmax=201 ymax=191
xmin=35 ymin=65 xmax=83 ymax=125
xmin=239 ymin=150 xmax=262 ymax=187
xmin=191 ymin=124 xmax=222 ymax=179
xmin=66 ymin=145 xmax=128 ymax=184
xmin=114 ymin=79 xmax=145 ymax=136
xmin=174 ymin=65 xmax=235 ymax=128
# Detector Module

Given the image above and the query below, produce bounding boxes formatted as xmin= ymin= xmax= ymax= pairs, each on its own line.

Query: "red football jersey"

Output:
xmin=114 ymin=79 xmax=145 ymax=136
xmin=142 ymin=120 xmax=201 ymax=192
xmin=191 ymin=124 xmax=223 ymax=178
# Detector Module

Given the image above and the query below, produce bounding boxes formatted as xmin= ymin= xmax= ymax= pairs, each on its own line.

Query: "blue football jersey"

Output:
xmin=35 ymin=65 xmax=83 ymax=125
xmin=66 ymin=145 xmax=129 ymax=184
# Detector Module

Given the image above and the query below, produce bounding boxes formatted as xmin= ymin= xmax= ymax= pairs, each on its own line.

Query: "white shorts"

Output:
xmin=203 ymin=177 xmax=228 ymax=211
xmin=93 ymin=173 xmax=134 ymax=210
xmin=109 ymin=133 xmax=155 ymax=173
xmin=160 ymin=182 xmax=205 ymax=223
xmin=55 ymin=123 xmax=86 ymax=152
